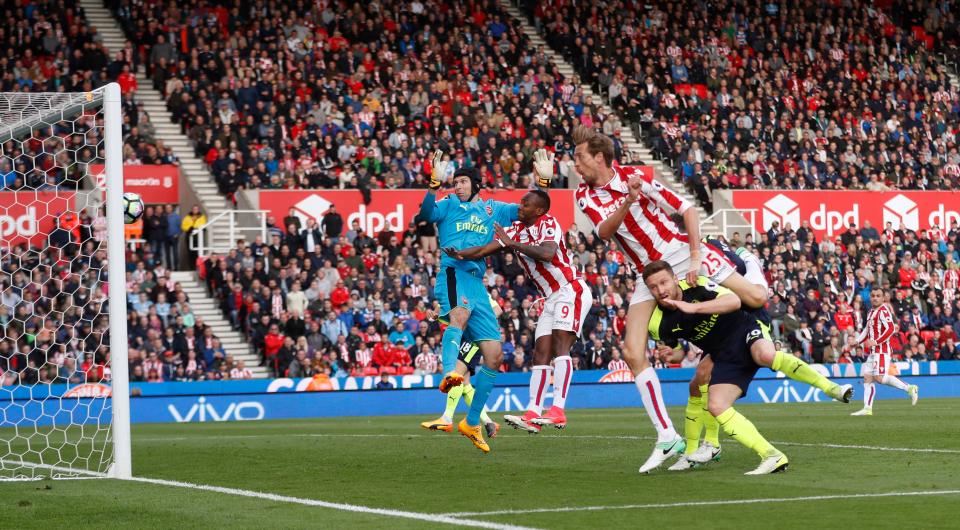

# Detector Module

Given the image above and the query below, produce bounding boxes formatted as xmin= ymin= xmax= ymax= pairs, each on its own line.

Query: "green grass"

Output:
xmin=1 ymin=399 xmax=959 ymax=529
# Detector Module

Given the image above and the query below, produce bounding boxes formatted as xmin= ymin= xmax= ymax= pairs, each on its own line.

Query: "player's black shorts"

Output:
xmin=457 ymin=342 xmax=482 ymax=375
xmin=708 ymin=318 xmax=771 ymax=396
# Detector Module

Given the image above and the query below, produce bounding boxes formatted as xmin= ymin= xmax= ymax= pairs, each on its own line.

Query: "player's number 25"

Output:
xmin=702 ymin=253 xmax=722 ymax=276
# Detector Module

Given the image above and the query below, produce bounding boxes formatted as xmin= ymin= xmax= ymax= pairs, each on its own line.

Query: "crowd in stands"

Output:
xmin=107 ymin=0 xmax=637 ymax=202
xmin=1 ymin=0 xmax=175 ymax=192
xmin=519 ymin=0 xmax=960 ymax=210
xmin=195 ymin=195 xmax=960 ymax=380
xmin=0 ymin=192 xmax=249 ymax=386
xmin=5 ymin=0 xmax=960 ymax=386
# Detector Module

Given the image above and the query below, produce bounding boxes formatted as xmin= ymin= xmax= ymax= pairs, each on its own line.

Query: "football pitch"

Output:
xmin=2 ymin=399 xmax=959 ymax=529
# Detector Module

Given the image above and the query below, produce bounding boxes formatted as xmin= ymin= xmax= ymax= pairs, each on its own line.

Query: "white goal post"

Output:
xmin=0 ymin=82 xmax=131 ymax=480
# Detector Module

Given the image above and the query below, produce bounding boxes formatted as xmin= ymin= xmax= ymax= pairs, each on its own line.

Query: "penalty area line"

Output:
xmin=127 ymin=475 xmax=540 ymax=530
xmin=443 ymin=489 xmax=960 ymax=517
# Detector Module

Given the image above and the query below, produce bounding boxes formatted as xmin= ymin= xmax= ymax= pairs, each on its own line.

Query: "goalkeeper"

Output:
xmin=420 ymin=296 xmax=503 ymax=439
xmin=416 ymin=149 xmax=553 ymax=452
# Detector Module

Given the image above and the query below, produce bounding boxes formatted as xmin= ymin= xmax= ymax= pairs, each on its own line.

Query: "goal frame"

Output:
xmin=0 ymin=82 xmax=134 ymax=480
xmin=103 ymin=82 xmax=132 ymax=479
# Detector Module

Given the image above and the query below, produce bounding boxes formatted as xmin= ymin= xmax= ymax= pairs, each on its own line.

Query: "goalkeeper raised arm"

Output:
xmin=416 ymin=150 xmax=527 ymax=452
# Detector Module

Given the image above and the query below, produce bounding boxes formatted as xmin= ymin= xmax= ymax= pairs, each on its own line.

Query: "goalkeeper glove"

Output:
xmin=533 ymin=148 xmax=555 ymax=188
xmin=429 ymin=149 xmax=448 ymax=190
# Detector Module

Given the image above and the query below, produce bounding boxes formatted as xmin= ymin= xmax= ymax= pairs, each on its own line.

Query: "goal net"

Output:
xmin=0 ymin=84 xmax=131 ymax=480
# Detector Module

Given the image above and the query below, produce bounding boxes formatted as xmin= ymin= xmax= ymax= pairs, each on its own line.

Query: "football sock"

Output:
xmin=772 ymin=351 xmax=836 ymax=394
xmin=552 ymin=356 xmax=572 ymax=409
xmin=462 ymin=383 xmax=492 ymax=424
xmin=716 ymin=407 xmax=779 ymax=458
xmin=738 ymin=248 xmax=769 ymax=289
xmin=443 ymin=384 xmax=464 ymax=422
xmin=635 ymin=367 xmax=676 ymax=442
xmin=529 ymin=365 xmax=551 ymax=415
xmin=863 ymin=382 xmax=875 ymax=408
xmin=880 ymin=374 xmax=910 ymax=392
xmin=467 ymin=366 xmax=497 ymax=426
xmin=699 ymin=384 xmax=720 ymax=447
xmin=683 ymin=395 xmax=704 ymax=455
xmin=440 ymin=326 xmax=464 ymax=374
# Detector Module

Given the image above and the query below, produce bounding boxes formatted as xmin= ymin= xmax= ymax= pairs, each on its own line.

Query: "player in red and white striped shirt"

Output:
xmin=567 ymin=126 xmax=768 ymax=473
xmin=851 ymin=289 xmax=919 ymax=416
xmin=446 ymin=189 xmax=593 ymax=433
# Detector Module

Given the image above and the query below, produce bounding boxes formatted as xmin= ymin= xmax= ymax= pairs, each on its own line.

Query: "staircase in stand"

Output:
xmin=81 ymin=0 xmax=238 ymax=255
xmin=169 ymin=271 xmax=269 ymax=378
xmin=499 ymin=0 xmax=721 ymax=236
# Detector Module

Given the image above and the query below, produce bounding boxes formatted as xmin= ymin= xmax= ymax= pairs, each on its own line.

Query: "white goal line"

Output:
xmin=442 ymin=489 xmax=960 ymax=517
xmin=0 ymin=458 xmax=540 ymax=530
xmin=127 ymin=476 xmax=539 ymax=530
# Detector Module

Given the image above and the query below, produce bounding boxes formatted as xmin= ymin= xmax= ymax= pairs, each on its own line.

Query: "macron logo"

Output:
xmin=292 ymin=194 xmax=332 ymax=225
xmin=883 ymin=194 xmax=919 ymax=231
xmin=762 ymin=194 xmax=800 ymax=231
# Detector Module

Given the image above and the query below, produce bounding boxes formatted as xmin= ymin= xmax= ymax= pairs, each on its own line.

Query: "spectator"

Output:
xmin=375 ymin=373 xmax=394 ymax=390
xmin=321 ymin=205 xmax=344 ymax=244
xmin=164 ymin=205 xmax=182 ymax=269
xmin=181 ymin=205 xmax=206 ymax=268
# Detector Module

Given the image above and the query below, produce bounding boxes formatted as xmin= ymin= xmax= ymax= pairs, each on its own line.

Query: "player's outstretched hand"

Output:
xmin=442 ymin=246 xmax=464 ymax=260
xmin=660 ymin=298 xmax=697 ymax=314
xmin=655 ymin=343 xmax=677 ymax=358
xmin=533 ymin=149 xmax=555 ymax=188
xmin=493 ymin=223 xmax=513 ymax=247
xmin=430 ymin=150 xmax=447 ymax=190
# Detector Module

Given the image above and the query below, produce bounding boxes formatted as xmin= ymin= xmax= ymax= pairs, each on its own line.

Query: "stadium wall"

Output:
xmin=126 ymin=374 xmax=954 ymax=424
xmin=4 ymin=363 xmax=959 ymax=426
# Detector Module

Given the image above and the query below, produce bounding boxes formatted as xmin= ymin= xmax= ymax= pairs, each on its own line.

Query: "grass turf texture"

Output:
xmin=1 ymin=399 xmax=958 ymax=529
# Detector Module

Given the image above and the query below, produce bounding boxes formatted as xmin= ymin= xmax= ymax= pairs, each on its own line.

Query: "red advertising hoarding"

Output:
xmin=259 ymin=189 xmax=577 ymax=236
xmin=729 ymin=190 xmax=960 ymax=239
xmin=0 ymin=191 xmax=75 ymax=247
xmin=90 ymin=164 xmax=180 ymax=204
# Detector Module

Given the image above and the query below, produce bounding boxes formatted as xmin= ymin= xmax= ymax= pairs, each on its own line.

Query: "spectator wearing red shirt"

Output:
xmin=372 ymin=336 xmax=394 ymax=368
xmin=834 ymin=302 xmax=854 ymax=334
xmin=329 ymin=281 xmax=350 ymax=308
xmin=117 ymin=64 xmax=138 ymax=95
xmin=263 ymin=324 xmax=284 ymax=373
xmin=899 ymin=255 xmax=918 ymax=288
xmin=391 ymin=344 xmax=412 ymax=369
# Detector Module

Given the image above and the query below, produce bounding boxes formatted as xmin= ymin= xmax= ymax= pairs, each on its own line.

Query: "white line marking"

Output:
xmin=128 ymin=476 xmax=539 ymax=530
xmin=136 ymin=432 xmax=960 ymax=454
xmin=443 ymin=490 xmax=960 ymax=517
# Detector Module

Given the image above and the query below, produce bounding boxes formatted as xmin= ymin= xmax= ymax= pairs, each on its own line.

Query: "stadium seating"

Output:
xmin=4 ymin=0 xmax=957 ymax=383
xmin=517 ymin=0 xmax=960 ymax=209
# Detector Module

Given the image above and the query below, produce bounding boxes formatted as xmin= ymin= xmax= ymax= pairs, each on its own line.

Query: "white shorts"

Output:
xmin=535 ymin=279 xmax=593 ymax=339
xmin=862 ymin=352 xmax=890 ymax=377
xmin=631 ymin=242 xmax=737 ymax=304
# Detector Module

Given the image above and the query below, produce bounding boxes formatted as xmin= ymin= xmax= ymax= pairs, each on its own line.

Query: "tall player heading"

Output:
xmin=561 ymin=126 xmax=768 ymax=473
